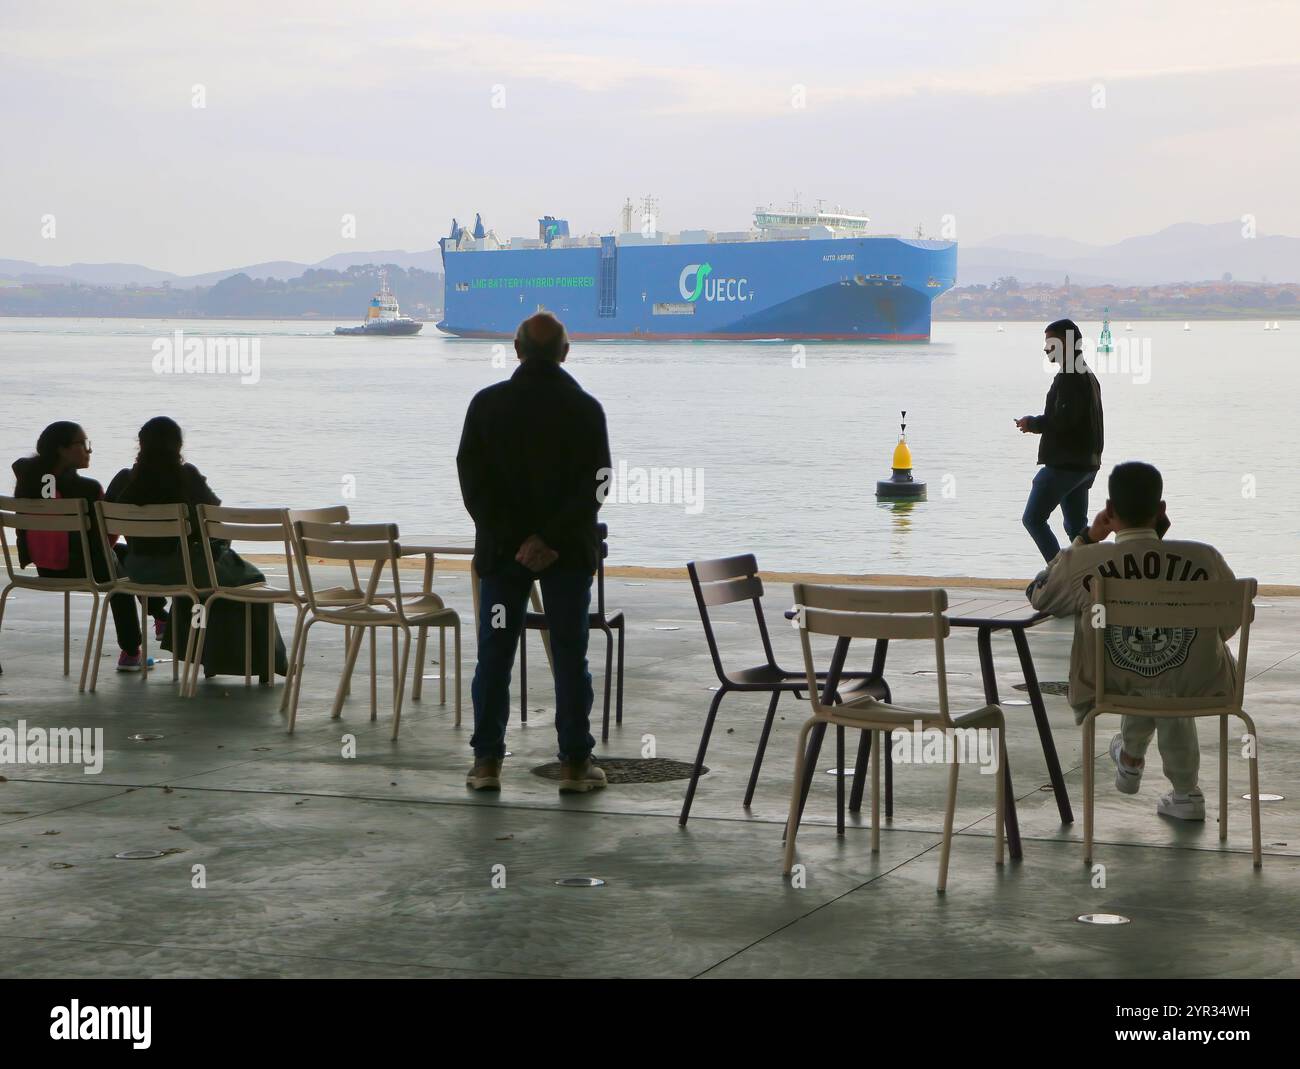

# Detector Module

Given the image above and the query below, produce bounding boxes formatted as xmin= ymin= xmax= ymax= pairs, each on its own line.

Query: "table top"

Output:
xmin=783 ymin=596 xmax=1052 ymax=630
xmin=944 ymin=597 xmax=1052 ymax=629
xmin=400 ymin=542 xmax=474 ymax=556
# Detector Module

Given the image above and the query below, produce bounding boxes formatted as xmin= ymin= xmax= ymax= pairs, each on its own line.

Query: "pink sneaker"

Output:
xmin=117 ymin=651 xmax=156 ymax=672
xmin=154 ymin=616 xmax=168 ymax=641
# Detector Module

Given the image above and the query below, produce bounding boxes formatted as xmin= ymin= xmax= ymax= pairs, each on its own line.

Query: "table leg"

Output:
xmin=977 ymin=626 xmax=1022 ymax=860
xmin=1011 ymin=627 xmax=1073 ymax=824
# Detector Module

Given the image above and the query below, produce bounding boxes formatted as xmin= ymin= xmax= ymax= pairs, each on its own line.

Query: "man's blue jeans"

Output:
xmin=1023 ymin=466 xmax=1098 ymax=562
xmin=470 ymin=562 xmax=596 ymax=763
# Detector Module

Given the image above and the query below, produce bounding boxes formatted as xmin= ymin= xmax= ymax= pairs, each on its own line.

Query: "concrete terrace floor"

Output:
xmin=0 ymin=567 xmax=1297 ymax=979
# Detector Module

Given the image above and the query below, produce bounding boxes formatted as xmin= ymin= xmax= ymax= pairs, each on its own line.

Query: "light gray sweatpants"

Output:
xmin=1121 ymin=716 xmax=1200 ymax=793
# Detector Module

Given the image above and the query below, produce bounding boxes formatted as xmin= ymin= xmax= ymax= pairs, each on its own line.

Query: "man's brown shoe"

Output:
xmin=466 ymin=758 xmax=502 ymax=791
xmin=558 ymin=757 xmax=607 ymax=794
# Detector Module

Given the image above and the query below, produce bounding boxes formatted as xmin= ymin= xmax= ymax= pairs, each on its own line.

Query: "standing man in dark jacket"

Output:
xmin=1016 ymin=318 xmax=1104 ymax=561
xmin=457 ymin=312 xmax=612 ymax=794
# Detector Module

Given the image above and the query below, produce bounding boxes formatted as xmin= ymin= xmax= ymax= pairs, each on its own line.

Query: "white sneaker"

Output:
xmin=1157 ymin=788 xmax=1206 ymax=821
xmin=1109 ymin=734 xmax=1143 ymax=795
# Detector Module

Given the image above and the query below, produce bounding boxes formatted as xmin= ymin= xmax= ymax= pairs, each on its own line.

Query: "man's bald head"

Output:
xmin=514 ymin=312 xmax=570 ymax=363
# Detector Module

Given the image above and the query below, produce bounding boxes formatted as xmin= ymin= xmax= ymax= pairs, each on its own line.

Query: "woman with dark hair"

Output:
xmin=106 ymin=417 xmax=287 ymax=682
xmin=11 ymin=421 xmax=165 ymax=670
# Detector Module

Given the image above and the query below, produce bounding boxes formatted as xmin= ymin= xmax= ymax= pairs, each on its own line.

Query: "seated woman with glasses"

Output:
xmin=11 ymin=421 xmax=167 ymax=671
xmin=105 ymin=416 xmax=287 ymax=683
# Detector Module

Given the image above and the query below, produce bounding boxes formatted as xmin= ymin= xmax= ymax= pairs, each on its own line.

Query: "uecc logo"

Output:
xmin=679 ymin=262 xmax=750 ymax=303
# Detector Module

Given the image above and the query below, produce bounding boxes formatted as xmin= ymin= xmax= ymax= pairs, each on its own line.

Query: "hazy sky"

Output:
xmin=2 ymin=0 xmax=1297 ymax=274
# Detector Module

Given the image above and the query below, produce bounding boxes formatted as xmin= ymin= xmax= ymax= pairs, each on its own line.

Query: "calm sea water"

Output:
xmin=1 ymin=317 xmax=1296 ymax=581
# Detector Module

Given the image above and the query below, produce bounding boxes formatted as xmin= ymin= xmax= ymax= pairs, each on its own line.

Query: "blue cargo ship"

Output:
xmin=436 ymin=202 xmax=956 ymax=341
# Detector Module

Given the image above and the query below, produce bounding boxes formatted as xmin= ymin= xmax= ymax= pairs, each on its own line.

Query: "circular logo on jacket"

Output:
xmin=1104 ymin=626 xmax=1196 ymax=678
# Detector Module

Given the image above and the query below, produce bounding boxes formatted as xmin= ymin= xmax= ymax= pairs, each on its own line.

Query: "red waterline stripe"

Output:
xmin=439 ymin=330 xmax=931 ymax=342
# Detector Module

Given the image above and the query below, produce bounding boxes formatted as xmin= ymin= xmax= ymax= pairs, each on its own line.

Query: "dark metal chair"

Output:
xmin=518 ymin=522 xmax=624 ymax=742
xmin=679 ymin=554 xmax=893 ymax=826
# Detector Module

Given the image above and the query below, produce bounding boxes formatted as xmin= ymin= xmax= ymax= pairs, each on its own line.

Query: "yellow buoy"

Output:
xmin=876 ymin=410 xmax=927 ymax=499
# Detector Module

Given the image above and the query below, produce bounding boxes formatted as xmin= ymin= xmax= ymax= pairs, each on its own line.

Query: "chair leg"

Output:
xmin=343 ymin=626 xmax=352 ymax=696
xmin=63 ymin=592 xmax=71 ymax=676
xmin=78 ymin=593 xmax=99 ymax=693
xmin=181 ymin=612 xmax=199 ymax=694
xmin=783 ymin=718 xmax=818 ymax=874
xmin=836 ymin=724 xmax=846 ymax=836
xmin=849 ymin=731 xmax=870 ymax=813
xmin=287 ymin=618 xmax=316 ymax=733
xmin=190 ymin=613 xmax=211 ymax=698
xmin=243 ymin=603 xmax=252 ymax=687
xmin=171 ymin=601 xmax=180 ymax=682
xmin=331 ymin=625 xmax=365 ymax=718
xmin=280 ymin=607 xmax=305 ymax=713
xmin=263 ymin=603 xmax=274 ymax=685
xmin=412 ymin=624 xmax=428 ymax=701
xmin=1219 ymin=715 xmax=1229 ymax=843
xmin=1240 ymin=713 xmax=1262 ymax=868
xmin=871 ymin=729 xmax=882 ymax=854
xmin=937 ymin=748 xmax=961 ymax=893
xmin=743 ymin=690 xmax=781 ymax=808
xmin=453 ymin=620 xmax=462 ymax=725
xmin=679 ymin=686 xmax=726 ymax=826
xmin=1082 ymin=716 xmax=1096 ymax=865
xmin=615 ymin=619 xmax=624 ymax=726
xmin=392 ymin=624 xmax=411 ymax=739
xmin=995 ymin=722 xmax=1006 ymax=865
xmin=369 ymin=628 xmax=378 ymax=721
xmin=519 ymin=630 xmax=527 ymax=724
xmin=89 ymin=589 xmax=111 ymax=692
xmin=600 ymin=624 xmax=612 ymax=742
xmin=140 ymin=597 xmax=150 ymax=680
xmin=439 ymin=625 xmax=447 ymax=705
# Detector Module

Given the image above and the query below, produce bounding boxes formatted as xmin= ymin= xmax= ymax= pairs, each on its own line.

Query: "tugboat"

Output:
xmin=334 ymin=270 xmax=422 ymax=336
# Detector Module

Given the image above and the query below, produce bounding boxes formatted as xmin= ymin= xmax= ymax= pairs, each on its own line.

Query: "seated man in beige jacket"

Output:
xmin=1025 ymin=461 xmax=1239 ymax=821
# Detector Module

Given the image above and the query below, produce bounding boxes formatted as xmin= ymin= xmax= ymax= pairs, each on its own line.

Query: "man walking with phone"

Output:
xmin=457 ymin=312 xmax=612 ymax=794
xmin=1016 ymin=318 xmax=1104 ymax=562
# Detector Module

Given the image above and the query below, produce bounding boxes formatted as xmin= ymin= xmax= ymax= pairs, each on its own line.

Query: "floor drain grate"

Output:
xmin=1014 ymin=681 xmax=1070 ymax=696
xmin=531 ymin=757 xmax=705 ymax=783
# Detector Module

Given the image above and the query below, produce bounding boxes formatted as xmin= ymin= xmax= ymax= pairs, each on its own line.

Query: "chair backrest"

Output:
xmin=1090 ymin=576 xmax=1256 ymax=714
xmin=197 ymin=505 xmax=296 ymax=596
xmin=792 ymin=583 xmax=951 ymax=721
xmin=95 ymin=501 xmax=197 ymax=587
xmin=0 ymin=495 xmax=95 ymax=583
xmin=293 ymin=520 xmax=402 ymax=614
xmin=687 ymin=554 xmax=772 ymax=682
xmin=286 ymin=506 xmax=360 ymax=596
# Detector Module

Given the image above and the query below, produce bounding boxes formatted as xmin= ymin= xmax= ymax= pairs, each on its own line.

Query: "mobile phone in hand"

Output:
xmin=1155 ymin=513 xmax=1171 ymax=538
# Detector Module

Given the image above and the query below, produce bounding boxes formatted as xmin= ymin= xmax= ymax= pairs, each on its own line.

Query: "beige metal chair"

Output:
xmin=93 ymin=501 xmax=210 ymax=694
xmin=189 ymin=505 xmax=297 ymax=698
xmin=287 ymin=520 xmax=459 ymax=739
xmin=1083 ymin=576 xmax=1261 ymax=867
xmin=783 ymin=584 xmax=1006 ymax=893
xmin=0 ymin=496 xmax=104 ymax=692
xmin=283 ymin=506 xmax=385 ymax=714
xmin=285 ymin=507 xmax=461 ymax=723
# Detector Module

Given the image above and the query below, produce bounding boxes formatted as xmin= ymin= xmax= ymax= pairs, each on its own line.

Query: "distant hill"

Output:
xmin=965 ymin=222 xmax=1300 ymax=286
xmin=6 ymin=221 xmax=1299 ymax=291
xmin=0 ymin=250 xmax=443 ymax=290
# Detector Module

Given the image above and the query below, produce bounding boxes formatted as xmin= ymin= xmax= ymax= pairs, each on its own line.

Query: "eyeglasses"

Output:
xmin=73 ymin=438 xmax=91 ymax=449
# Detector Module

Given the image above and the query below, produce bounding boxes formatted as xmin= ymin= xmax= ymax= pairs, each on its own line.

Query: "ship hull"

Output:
xmin=334 ymin=321 xmax=423 ymax=336
xmin=437 ymin=236 xmax=956 ymax=341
